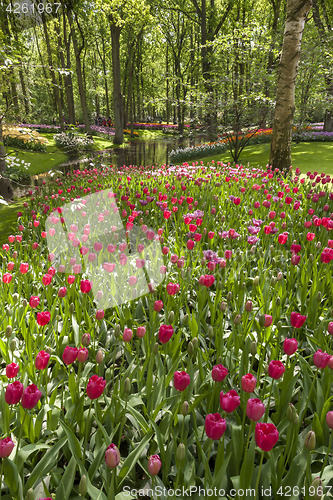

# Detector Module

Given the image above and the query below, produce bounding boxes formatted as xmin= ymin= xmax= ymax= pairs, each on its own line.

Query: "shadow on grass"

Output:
xmin=0 ymin=200 xmax=24 ymax=246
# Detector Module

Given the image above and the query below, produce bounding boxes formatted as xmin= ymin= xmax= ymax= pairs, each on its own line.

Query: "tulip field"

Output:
xmin=2 ymin=160 xmax=333 ymax=500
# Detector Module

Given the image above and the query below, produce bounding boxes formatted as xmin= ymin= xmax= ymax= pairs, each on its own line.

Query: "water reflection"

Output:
xmin=59 ymin=135 xmax=203 ymax=172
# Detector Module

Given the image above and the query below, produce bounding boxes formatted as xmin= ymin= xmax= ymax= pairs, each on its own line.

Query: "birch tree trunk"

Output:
xmin=269 ymin=0 xmax=312 ymax=171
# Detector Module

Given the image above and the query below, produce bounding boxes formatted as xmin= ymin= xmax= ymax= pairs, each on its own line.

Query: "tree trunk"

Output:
xmin=42 ymin=12 xmax=63 ymax=129
xmin=63 ymin=11 xmax=75 ymax=124
xmin=109 ymin=16 xmax=124 ymax=145
xmin=269 ymin=0 xmax=312 ymax=171
xmin=67 ymin=10 xmax=91 ymax=134
xmin=0 ymin=119 xmax=14 ymax=201
xmin=166 ymin=43 xmax=170 ymax=124
xmin=323 ymin=80 xmax=333 ymax=132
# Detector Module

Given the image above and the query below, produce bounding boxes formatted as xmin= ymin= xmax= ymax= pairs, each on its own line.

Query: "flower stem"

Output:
xmin=255 ymin=450 xmax=265 ymax=495
xmin=320 ymin=430 xmax=333 ymax=478
xmin=204 ymin=439 xmax=213 ymax=490
xmin=14 ymin=410 xmax=27 ymax=463
xmin=83 ymin=399 xmax=93 ymax=464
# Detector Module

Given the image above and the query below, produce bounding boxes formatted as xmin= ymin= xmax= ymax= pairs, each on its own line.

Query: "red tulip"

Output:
xmin=96 ymin=310 xmax=105 ymax=320
xmin=291 ymin=244 xmax=301 ymax=254
xmin=158 ymin=324 xmax=174 ymax=343
xmin=3 ymin=273 xmax=12 ymax=284
xmin=255 ymin=422 xmax=279 ymax=451
xmin=153 ymin=300 xmax=164 ymax=312
xmin=205 ymin=413 xmax=227 ymax=440
xmin=306 ymin=232 xmax=315 ymax=241
xmin=283 ymin=338 xmax=298 ymax=356
xmin=21 ymin=384 xmax=42 ymax=409
xmin=241 ymin=373 xmax=257 ymax=393
xmin=80 ymin=279 xmax=92 ymax=293
xmin=35 ymin=351 xmax=50 ymax=370
xmin=105 ymin=443 xmax=120 ymax=468
xmin=187 ymin=239 xmax=194 ymax=250
xmin=136 ymin=326 xmax=146 ymax=338
xmin=268 ymin=360 xmax=285 ymax=379
xmin=19 ymin=262 xmax=29 ymax=274
xmin=326 ymin=411 xmax=333 ymax=429
xmin=6 ymin=363 xmax=19 ymax=378
xmin=313 ymin=349 xmax=331 ymax=369
xmin=328 ymin=322 xmax=333 ymax=335
xmin=290 ymin=312 xmax=307 ymax=328
xmin=220 ymin=390 xmax=240 ymax=413
xmin=77 ymin=347 xmax=89 ymax=363
xmin=148 ymin=454 xmax=162 ymax=476
xmin=167 ymin=283 xmax=180 ymax=296
xmin=58 ymin=287 xmax=67 ymax=298
xmin=173 ymin=371 xmax=190 ymax=391
xmin=246 ymin=398 xmax=265 ymax=421
xmin=321 ymin=247 xmax=333 ymax=263
xmin=211 ymin=364 xmax=228 ymax=382
xmin=42 ymin=274 xmax=52 ymax=286
xmin=86 ymin=375 xmax=106 ymax=399
xmin=123 ymin=328 xmax=133 ymax=342
xmin=81 ymin=333 xmax=91 ymax=346
xmin=291 ymin=254 xmax=301 ymax=265
xmin=0 ymin=437 xmax=14 ymax=458
xmin=5 ymin=381 xmax=24 ymax=405
xmin=278 ymin=233 xmax=288 ymax=244
xmin=62 ymin=346 xmax=78 ymax=365
xmin=37 ymin=311 xmax=51 ymax=326
xmin=29 ymin=296 xmax=40 ymax=308
xmin=264 ymin=315 xmax=273 ymax=327
xmin=67 ymin=275 xmax=75 ymax=285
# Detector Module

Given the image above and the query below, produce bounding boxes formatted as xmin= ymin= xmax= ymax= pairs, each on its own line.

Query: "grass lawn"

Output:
xmin=195 ymin=142 xmax=333 ymax=176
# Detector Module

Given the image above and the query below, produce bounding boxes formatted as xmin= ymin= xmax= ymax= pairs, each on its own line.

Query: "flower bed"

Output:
xmin=170 ymin=126 xmax=333 ymax=162
xmin=3 ymin=125 xmax=48 ymax=152
xmin=53 ymin=131 xmax=95 ymax=152
xmin=1 ymin=161 xmax=333 ymax=497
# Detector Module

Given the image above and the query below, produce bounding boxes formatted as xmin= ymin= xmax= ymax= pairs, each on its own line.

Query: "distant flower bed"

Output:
xmin=18 ymin=123 xmax=61 ymax=134
xmin=53 ymin=131 xmax=94 ymax=153
xmin=170 ymin=126 xmax=333 ymax=162
xmin=77 ymin=124 xmax=115 ymax=136
xmin=3 ymin=125 xmax=48 ymax=152
xmin=123 ymin=129 xmax=140 ymax=137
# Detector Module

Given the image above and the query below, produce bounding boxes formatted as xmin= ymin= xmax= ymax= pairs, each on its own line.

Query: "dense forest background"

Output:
xmin=0 ymin=0 xmax=332 ymax=141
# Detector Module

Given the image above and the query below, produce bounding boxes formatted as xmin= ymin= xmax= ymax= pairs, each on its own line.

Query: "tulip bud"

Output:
xmin=316 ymin=291 xmax=322 ymax=302
xmin=293 ymin=412 xmax=299 ymax=425
xmin=26 ymin=489 xmax=35 ymax=500
xmin=182 ymin=401 xmax=189 ymax=416
xmin=176 ymin=443 xmax=185 ymax=462
xmin=45 ymin=346 xmax=52 ymax=355
xmin=275 ymin=297 xmax=281 ymax=307
xmin=253 ymin=276 xmax=259 ymax=286
xmin=277 ymin=272 xmax=283 ymax=281
xmin=69 ymin=303 xmax=75 ymax=314
xmin=316 ymin=242 xmax=321 ymax=250
xmin=220 ymin=301 xmax=227 ymax=312
xmin=115 ymin=325 xmax=121 ymax=338
xmin=305 ymin=431 xmax=316 ymax=450
xmin=182 ymin=314 xmax=189 ymax=326
xmin=208 ymin=326 xmax=213 ymax=339
xmin=12 ymin=293 xmax=19 ymax=303
xmin=286 ymin=403 xmax=297 ymax=422
xmin=309 ymin=254 xmax=314 ymax=262
xmin=259 ymin=314 xmax=265 ymax=327
xmin=234 ymin=314 xmax=241 ymax=325
xmin=96 ymin=349 xmax=104 ymax=364
xmin=5 ymin=325 xmax=12 ymax=338
xmin=227 ymin=291 xmax=233 ymax=302
xmin=271 ymin=276 xmax=276 ymax=286
xmin=192 ymin=337 xmax=198 ymax=350
xmin=168 ymin=311 xmax=175 ymax=323
xmin=250 ymin=341 xmax=257 ymax=356
xmin=221 ymin=215 xmax=225 ymax=223
xmin=81 ymin=333 xmax=91 ymax=347
xmin=6 ymin=308 xmax=12 ymax=317
xmin=270 ymin=245 xmax=274 ymax=253
xmin=22 ymin=298 xmax=28 ymax=308
xmin=124 ymin=377 xmax=131 ymax=394
xmin=188 ymin=341 xmax=194 ymax=356
xmin=245 ymin=301 xmax=252 ymax=313
xmin=310 ymin=477 xmax=323 ymax=500
xmin=153 ymin=342 xmax=159 ymax=355
xmin=79 ymin=474 xmax=87 ymax=497
xmin=10 ymin=339 xmax=16 ymax=352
